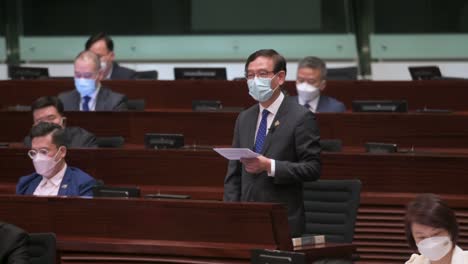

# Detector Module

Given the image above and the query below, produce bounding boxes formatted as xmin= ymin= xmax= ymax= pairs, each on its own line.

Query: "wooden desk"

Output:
xmin=3 ymin=111 xmax=468 ymax=148
xmin=1 ymin=147 xmax=468 ymax=263
xmin=1 ymin=79 xmax=467 ymax=110
xmin=0 ymin=195 xmax=355 ymax=264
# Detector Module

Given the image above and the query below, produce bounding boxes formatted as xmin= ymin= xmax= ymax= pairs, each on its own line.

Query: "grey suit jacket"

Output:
xmin=24 ymin=126 xmax=98 ymax=148
xmin=0 ymin=222 xmax=29 ymax=264
xmin=224 ymin=96 xmax=321 ymax=237
xmin=110 ymin=62 xmax=136 ymax=80
xmin=58 ymin=86 xmax=128 ymax=111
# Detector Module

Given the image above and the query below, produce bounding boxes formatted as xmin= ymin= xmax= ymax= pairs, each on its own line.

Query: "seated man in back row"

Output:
xmin=24 ymin=96 xmax=97 ymax=148
xmin=85 ymin=32 xmax=136 ymax=80
xmin=58 ymin=50 xmax=128 ymax=111
xmin=295 ymin=56 xmax=346 ymax=113
xmin=17 ymin=122 xmax=97 ymax=196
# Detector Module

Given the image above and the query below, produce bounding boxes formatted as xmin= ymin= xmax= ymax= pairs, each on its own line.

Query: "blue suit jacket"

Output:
xmin=316 ymin=95 xmax=346 ymax=113
xmin=16 ymin=166 xmax=97 ymax=197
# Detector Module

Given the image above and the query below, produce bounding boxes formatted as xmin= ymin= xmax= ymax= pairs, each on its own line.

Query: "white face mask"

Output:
xmin=247 ymin=75 xmax=279 ymax=102
xmin=417 ymin=236 xmax=452 ymax=261
xmin=32 ymin=148 xmax=63 ymax=178
xmin=296 ymin=82 xmax=320 ymax=102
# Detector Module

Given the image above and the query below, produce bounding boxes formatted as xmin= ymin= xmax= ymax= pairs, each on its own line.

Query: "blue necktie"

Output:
xmin=254 ymin=109 xmax=270 ymax=153
xmin=82 ymin=96 xmax=91 ymax=112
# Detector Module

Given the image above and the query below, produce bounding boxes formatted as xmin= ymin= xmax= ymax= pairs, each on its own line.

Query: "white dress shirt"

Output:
xmin=254 ymin=92 xmax=285 ymax=177
xmin=298 ymin=94 xmax=320 ymax=113
xmin=79 ymin=85 xmax=101 ymax=111
xmin=33 ymin=164 xmax=67 ymax=196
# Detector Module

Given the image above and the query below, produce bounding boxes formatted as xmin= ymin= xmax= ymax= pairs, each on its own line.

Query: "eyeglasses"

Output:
xmin=28 ymin=148 xmax=50 ymax=159
xmin=245 ymin=71 xmax=276 ymax=80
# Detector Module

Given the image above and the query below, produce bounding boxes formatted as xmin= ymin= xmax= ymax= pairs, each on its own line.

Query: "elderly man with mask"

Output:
xmin=58 ymin=50 xmax=128 ymax=111
xmin=17 ymin=122 xmax=97 ymax=196
xmin=223 ymin=49 xmax=321 ymax=237
xmin=295 ymin=56 xmax=346 ymax=113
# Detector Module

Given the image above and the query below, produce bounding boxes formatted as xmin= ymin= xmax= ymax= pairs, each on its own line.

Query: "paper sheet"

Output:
xmin=213 ymin=148 xmax=260 ymax=160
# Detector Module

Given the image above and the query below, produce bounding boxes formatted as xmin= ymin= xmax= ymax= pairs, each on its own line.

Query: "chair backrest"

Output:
xmin=134 ymin=70 xmax=158 ymax=80
xmin=327 ymin=67 xmax=358 ymax=80
xmin=96 ymin=136 xmax=125 ymax=148
xmin=28 ymin=233 xmax=56 ymax=264
xmin=303 ymin=179 xmax=361 ymax=243
xmin=127 ymin=99 xmax=146 ymax=111
xmin=320 ymin=139 xmax=343 ymax=152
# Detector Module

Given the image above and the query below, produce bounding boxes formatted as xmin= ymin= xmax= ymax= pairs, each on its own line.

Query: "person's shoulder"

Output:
xmin=17 ymin=172 xmax=40 ymax=185
xmin=112 ymin=62 xmax=136 ymax=79
xmin=100 ymin=86 xmax=126 ymax=98
xmin=404 ymin=253 xmax=426 ymax=264
xmin=67 ymin=167 xmax=95 ymax=181
xmin=0 ymin=222 xmax=26 ymax=236
xmin=58 ymin=89 xmax=78 ymax=99
xmin=66 ymin=126 xmax=93 ymax=136
xmin=322 ymin=95 xmax=344 ymax=105
xmin=283 ymin=95 xmax=310 ymax=115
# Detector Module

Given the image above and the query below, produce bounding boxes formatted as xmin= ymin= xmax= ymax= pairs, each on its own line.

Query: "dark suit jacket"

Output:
xmin=224 ymin=96 xmax=321 ymax=237
xmin=16 ymin=166 xmax=97 ymax=197
xmin=110 ymin=62 xmax=136 ymax=80
xmin=0 ymin=222 xmax=29 ymax=264
xmin=23 ymin=126 xmax=97 ymax=148
xmin=294 ymin=95 xmax=346 ymax=113
xmin=317 ymin=95 xmax=346 ymax=113
xmin=58 ymin=86 xmax=128 ymax=111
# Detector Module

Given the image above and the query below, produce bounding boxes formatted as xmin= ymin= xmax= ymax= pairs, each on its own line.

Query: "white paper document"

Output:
xmin=213 ymin=148 xmax=260 ymax=160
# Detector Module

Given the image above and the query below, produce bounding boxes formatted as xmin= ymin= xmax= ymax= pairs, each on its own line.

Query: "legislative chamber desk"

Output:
xmin=0 ymin=79 xmax=467 ymax=110
xmin=1 ymin=147 xmax=468 ymax=263
xmin=0 ymin=195 xmax=355 ymax=264
xmin=2 ymin=111 xmax=468 ymax=148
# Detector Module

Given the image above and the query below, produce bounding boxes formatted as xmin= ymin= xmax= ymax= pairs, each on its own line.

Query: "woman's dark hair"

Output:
xmin=405 ymin=193 xmax=459 ymax=249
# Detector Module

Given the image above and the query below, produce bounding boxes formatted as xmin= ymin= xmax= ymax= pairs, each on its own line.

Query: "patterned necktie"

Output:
xmin=254 ymin=109 xmax=270 ymax=153
xmin=82 ymin=96 xmax=91 ymax=112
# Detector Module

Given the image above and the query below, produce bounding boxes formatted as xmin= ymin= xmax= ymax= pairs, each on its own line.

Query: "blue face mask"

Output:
xmin=74 ymin=78 xmax=97 ymax=97
xmin=247 ymin=75 xmax=279 ymax=102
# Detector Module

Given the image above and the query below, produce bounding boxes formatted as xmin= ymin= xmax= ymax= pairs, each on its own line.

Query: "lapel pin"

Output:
xmin=61 ymin=184 xmax=68 ymax=189
xmin=274 ymin=120 xmax=280 ymax=127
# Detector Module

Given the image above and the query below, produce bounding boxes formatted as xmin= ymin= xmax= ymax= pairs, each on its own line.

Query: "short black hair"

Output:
xmin=30 ymin=122 xmax=67 ymax=148
xmin=85 ymin=32 xmax=114 ymax=52
xmin=31 ymin=96 xmax=64 ymax=116
xmin=405 ymin=193 xmax=459 ymax=249
xmin=245 ymin=49 xmax=287 ymax=75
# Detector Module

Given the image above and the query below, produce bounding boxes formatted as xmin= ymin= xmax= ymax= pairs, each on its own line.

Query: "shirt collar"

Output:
xmin=298 ymin=94 xmax=320 ymax=112
xmin=105 ymin=63 xmax=114 ymax=80
xmin=44 ymin=163 xmax=67 ymax=187
xmin=259 ymin=92 xmax=284 ymax=116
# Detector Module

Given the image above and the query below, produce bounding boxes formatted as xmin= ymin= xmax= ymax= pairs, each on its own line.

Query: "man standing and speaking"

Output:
xmin=223 ymin=49 xmax=321 ymax=237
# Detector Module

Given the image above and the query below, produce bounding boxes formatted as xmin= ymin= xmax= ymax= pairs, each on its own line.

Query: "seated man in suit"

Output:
xmin=24 ymin=96 xmax=97 ymax=148
xmin=0 ymin=222 xmax=29 ymax=264
xmin=58 ymin=50 xmax=128 ymax=111
xmin=85 ymin=32 xmax=136 ymax=80
xmin=223 ymin=49 xmax=321 ymax=237
xmin=17 ymin=122 xmax=97 ymax=196
xmin=296 ymin=56 xmax=346 ymax=113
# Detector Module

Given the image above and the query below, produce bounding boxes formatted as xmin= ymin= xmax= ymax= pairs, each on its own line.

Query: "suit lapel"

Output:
xmin=247 ymin=106 xmax=259 ymax=150
xmin=27 ymin=176 xmax=43 ymax=195
xmin=95 ymin=87 xmax=105 ymax=111
xmin=260 ymin=98 xmax=289 ymax=155
xmin=70 ymin=91 xmax=80 ymax=111
xmin=57 ymin=167 xmax=71 ymax=196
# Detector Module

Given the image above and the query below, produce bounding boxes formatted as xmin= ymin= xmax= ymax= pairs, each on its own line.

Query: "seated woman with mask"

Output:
xmin=405 ymin=193 xmax=468 ymax=264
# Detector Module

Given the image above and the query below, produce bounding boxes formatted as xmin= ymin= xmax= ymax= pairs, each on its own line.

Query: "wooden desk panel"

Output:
xmin=0 ymin=195 xmax=355 ymax=264
xmin=2 ymin=147 xmax=468 ymax=198
xmin=2 ymin=111 xmax=468 ymax=148
xmin=1 ymin=79 xmax=467 ymax=110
